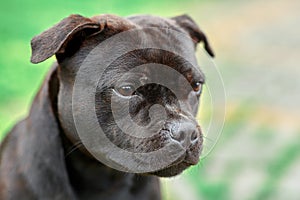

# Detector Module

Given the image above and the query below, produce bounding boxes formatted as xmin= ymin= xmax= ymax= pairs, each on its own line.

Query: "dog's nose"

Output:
xmin=171 ymin=122 xmax=199 ymax=147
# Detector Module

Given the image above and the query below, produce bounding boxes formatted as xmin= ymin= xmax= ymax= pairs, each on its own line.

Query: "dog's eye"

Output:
xmin=191 ymin=81 xmax=202 ymax=94
xmin=116 ymin=85 xmax=135 ymax=97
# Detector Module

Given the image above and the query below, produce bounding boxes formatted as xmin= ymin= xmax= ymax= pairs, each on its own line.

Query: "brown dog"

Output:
xmin=0 ymin=14 xmax=214 ymax=200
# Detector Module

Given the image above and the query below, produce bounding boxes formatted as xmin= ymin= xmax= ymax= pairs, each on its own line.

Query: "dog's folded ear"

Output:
xmin=30 ymin=14 xmax=104 ymax=64
xmin=171 ymin=14 xmax=215 ymax=57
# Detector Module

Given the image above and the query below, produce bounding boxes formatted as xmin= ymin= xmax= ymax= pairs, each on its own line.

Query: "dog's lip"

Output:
xmin=166 ymin=149 xmax=201 ymax=167
xmin=184 ymin=150 xmax=200 ymax=165
xmin=156 ymin=149 xmax=200 ymax=170
xmin=146 ymin=160 xmax=191 ymax=177
xmin=166 ymin=152 xmax=186 ymax=167
xmin=167 ymin=138 xmax=202 ymax=165
xmin=132 ymin=137 xmax=200 ymax=174
xmin=140 ymin=144 xmax=202 ymax=177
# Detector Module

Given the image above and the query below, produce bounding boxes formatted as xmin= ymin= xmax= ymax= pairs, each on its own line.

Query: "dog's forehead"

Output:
xmin=122 ymin=15 xmax=202 ymax=77
xmin=127 ymin=15 xmax=192 ymax=51
xmin=127 ymin=15 xmax=180 ymax=31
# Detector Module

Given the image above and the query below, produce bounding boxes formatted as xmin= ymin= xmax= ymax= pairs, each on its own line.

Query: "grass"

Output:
xmin=253 ymin=140 xmax=300 ymax=200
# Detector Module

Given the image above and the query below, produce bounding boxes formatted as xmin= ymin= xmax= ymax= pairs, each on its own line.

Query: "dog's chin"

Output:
xmin=145 ymin=145 xmax=202 ymax=177
xmin=147 ymin=161 xmax=191 ymax=177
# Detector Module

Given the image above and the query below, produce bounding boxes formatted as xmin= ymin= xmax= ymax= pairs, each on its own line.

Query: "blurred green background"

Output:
xmin=1 ymin=0 xmax=300 ymax=199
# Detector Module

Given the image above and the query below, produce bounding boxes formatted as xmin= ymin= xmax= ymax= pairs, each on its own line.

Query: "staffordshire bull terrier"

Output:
xmin=0 ymin=14 xmax=214 ymax=200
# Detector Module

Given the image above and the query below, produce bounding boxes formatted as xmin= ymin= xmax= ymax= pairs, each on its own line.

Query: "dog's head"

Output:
xmin=30 ymin=14 xmax=214 ymax=177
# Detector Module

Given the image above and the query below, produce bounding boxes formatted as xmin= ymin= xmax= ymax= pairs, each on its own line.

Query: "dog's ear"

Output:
xmin=30 ymin=14 xmax=104 ymax=64
xmin=171 ymin=14 xmax=215 ymax=57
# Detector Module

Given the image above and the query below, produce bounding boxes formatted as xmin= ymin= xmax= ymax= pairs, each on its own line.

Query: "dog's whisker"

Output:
xmin=65 ymin=141 xmax=83 ymax=158
xmin=202 ymin=135 xmax=214 ymax=142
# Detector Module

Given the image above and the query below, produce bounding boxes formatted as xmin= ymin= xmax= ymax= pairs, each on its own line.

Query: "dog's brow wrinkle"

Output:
xmin=165 ymin=104 xmax=177 ymax=112
xmin=174 ymin=110 xmax=190 ymax=120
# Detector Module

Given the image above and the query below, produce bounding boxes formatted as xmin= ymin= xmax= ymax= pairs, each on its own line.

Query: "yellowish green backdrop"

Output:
xmin=1 ymin=0 xmax=300 ymax=199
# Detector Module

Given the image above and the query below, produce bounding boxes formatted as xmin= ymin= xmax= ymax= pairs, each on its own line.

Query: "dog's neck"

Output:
xmin=61 ymin=133 xmax=136 ymax=197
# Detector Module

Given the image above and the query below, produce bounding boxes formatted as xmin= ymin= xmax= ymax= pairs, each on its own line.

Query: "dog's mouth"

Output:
xmin=146 ymin=144 xmax=203 ymax=177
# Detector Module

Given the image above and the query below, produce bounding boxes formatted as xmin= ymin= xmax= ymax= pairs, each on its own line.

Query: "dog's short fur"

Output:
xmin=0 ymin=14 xmax=214 ymax=200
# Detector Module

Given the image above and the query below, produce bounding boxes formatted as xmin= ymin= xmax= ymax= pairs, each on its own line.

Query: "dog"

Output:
xmin=0 ymin=14 xmax=214 ymax=200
